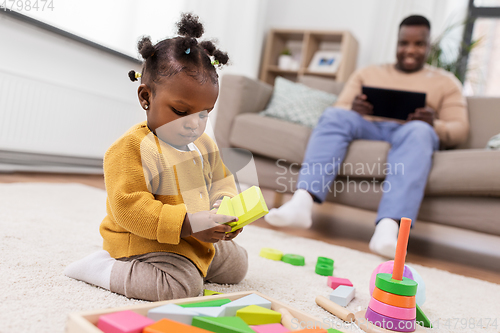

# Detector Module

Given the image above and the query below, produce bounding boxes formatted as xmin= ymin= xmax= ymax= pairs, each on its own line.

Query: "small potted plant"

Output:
xmin=278 ymin=48 xmax=294 ymax=70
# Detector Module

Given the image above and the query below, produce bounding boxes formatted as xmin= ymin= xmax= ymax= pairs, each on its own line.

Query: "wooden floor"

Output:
xmin=1 ymin=171 xmax=499 ymax=285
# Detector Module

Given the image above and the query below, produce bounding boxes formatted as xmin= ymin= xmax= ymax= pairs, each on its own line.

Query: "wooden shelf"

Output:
xmin=259 ymin=29 xmax=358 ymax=85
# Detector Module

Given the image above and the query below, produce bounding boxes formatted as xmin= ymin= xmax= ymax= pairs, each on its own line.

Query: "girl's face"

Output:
xmin=138 ymin=72 xmax=218 ymax=150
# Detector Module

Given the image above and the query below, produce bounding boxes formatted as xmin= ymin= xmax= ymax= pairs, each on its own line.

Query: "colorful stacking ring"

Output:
xmin=282 ymin=254 xmax=305 ymax=266
xmin=315 ymin=263 xmax=334 ymax=276
xmin=365 ymin=307 xmax=416 ymax=332
xmin=317 ymin=256 xmax=334 ymax=266
xmin=368 ymin=297 xmax=416 ymax=320
xmin=375 ymin=273 xmax=418 ymax=296
xmin=259 ymin=248 xmax=283 ymax=261
xmin=372 ymin=287 xmax=416 ymax=308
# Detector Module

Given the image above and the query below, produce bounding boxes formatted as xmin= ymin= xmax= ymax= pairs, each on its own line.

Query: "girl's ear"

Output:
xmin=138 ymin=84 xmax=151 ymax=110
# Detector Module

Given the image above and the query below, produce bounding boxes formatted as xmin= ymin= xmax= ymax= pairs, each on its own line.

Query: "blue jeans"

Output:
xmin=297 ymin=108 xmax=439 ymax=225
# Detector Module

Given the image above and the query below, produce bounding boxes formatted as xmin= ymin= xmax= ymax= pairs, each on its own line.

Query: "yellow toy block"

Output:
xmin=236 ymin=305 xmax=281 ymax=325
xmin=217 ymin=186 xmax=269 ymax=232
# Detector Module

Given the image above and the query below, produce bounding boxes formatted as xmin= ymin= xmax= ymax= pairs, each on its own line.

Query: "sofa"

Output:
xmin=214 ymin=74 xmax=500 ymax=270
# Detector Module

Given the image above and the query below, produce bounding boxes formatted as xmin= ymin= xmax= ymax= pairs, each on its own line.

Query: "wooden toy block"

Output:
xmin=372 ymin=287 xmax=415 ymax=308
xmin=392 ymin=218 xmax=411 ymax=281
xmin=222 ymin=293 xmax=272 ymax=316
xmin=317 ymin=257 xmax=334 ymax=267
xmin=147 ymin=303 xmax=199 ymax=325
xmin=192 ymin=316 xmax=255 ymax=333
xmin=180 ymin=298 xmax=232 ymax=308
xmin=328 ymin=285 xmax=355 ymax=307
xmin=97 ymin=310 xmax=154 ymax=333
xmin=188 ymin=306 xmax=226 ymax=317
xmin=375 ymin=273 xmax=418 ymax=297
xmin=326 ymin=329 xmax=344 ymax=333
xmin=327 ymin=277 xmax=353 ymax=290
xmin=293 ymin=329 xmax=328 ymax=332
xmin=415 ymin=304 xmax=432 ymax=328
xmin=315 ymin=264 xmax=333 ymax=276
xmin=217 ymin=186 xmax=269 ymax=232
xmin=259 ymin=248 xmax=283 ymax=261
xmin=236 ymin=305 xmax=281 ymax=325
xmin=204 ymin=289 xmax=223 ymax=296
xmin=315 ymin=296 xmax=355 ymax=323
xmin=368 ymin=297 xmax=416 ymax=320
xmin=143 ymin=318 xmax=212 ymax=333
xmin=250 ymin=323 xmax=289 ymax=333
xmin=276 ymin=307 xmax=296 ymax=330
xmin=365 ymin=307 xmax=416 ymax=332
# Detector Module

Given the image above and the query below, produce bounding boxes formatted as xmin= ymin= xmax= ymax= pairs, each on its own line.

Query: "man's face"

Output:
xmin=396 ymin=25 xmax=431 ymax=73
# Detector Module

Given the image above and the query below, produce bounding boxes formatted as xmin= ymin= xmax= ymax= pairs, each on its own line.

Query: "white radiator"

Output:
xmin=0 ymin=69 xmax=144 ymax=172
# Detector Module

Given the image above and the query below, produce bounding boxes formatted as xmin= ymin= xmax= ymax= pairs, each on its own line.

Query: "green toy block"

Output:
xmin=416 ymin=304 xmax=433 ymax=328
xmin=327 ymin=329 xmax=344 ymax=333
xmin=204 ymin=289 xmax=223 ymax=296
xmin=192 ymin=316 xmax=255 ymax=333
xmin=217 ymin=186 xmax=269 ymax=232
xmin=180 ymin=298 xmax=232 ymax=308
xmin=236 ymin=305 xmax=281 ymax=325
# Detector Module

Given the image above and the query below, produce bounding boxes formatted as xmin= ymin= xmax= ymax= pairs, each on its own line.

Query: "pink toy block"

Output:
xmin=97 ymin=310 xmax=155 ymax=333
xmin=250 ymin=323 xmax=290 ymax=333
xmin=327 ymin=276 xmax=353 ymax=290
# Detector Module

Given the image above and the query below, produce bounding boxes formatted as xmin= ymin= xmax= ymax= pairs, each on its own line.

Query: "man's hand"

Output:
xmin=185 ymin=210 xmax=237 ymax=243
xmin=352 ymin=94 xmax=373 ymax=116
xmin=407 ymin=106 xmax=436 ymax=126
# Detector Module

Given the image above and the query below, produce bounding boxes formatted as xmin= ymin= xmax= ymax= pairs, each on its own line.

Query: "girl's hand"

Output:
xmin=187 ymin=210 xmax=238 ymax=243
xmin=223 ymin=227 xmax=243 ymax=241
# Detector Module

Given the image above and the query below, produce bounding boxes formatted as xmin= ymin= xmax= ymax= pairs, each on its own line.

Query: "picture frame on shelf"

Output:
xmin=308 ymin=50 xmax=342 ymax=74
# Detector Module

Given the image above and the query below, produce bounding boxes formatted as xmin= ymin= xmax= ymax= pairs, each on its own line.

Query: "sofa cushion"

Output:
xmin=230 ymin=113 xmax=500 ymax=196
xmin=259 ymin=76 xmax=337 ymax=128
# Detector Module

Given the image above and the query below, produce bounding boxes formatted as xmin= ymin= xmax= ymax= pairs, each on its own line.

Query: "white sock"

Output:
xmin=64 ymin=250 xmax=115 ymax=290
xmin=369 ymin=218 xmax=399 ymax=258
xmin=264 ymin=189 xmax=313 ymax=229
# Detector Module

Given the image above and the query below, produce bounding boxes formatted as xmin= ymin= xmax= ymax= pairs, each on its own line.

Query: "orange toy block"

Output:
xmin=143 ymin=318 xmax=212 ymax=333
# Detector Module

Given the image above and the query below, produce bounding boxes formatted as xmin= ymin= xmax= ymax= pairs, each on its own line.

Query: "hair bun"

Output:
xmin=137 ymin=36 xmax=155 ymax=60
xmin=213 ymin=49 xmax=229 ymax=66
xmin=200 ymin=40 xmax=216 ymax=56
xmin=128 ymin=70 xmax=138 ymax=82
xmin=176 ymin=13 xmax=204 ymax=38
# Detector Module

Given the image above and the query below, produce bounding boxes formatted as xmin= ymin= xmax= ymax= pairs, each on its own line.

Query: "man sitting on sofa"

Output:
xmin=265 ymin=15 xmax=469 ymax=258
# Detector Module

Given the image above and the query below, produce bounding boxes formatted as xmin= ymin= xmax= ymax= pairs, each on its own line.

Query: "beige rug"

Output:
xmin=1 ymin=183 xmax=499 ymax=333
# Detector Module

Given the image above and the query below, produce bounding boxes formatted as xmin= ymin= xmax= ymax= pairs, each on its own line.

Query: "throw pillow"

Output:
xmin=259 ymin=76 xmax=338 ymax=128
xmin=486 ymin=134 xmax=500 ymax=150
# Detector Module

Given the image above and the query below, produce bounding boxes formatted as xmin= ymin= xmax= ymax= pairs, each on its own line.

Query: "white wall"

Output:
xmin=263 ymin=0 xmax=469 ymax=70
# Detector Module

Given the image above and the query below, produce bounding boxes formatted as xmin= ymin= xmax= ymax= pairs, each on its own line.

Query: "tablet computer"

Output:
xmin=362 ymin=86 xmax=426 ymax=121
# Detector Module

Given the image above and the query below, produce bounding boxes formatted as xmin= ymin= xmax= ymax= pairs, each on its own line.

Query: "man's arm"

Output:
xmin=432 ymin=77 xmax=469 ymax=148
xmin=334 ymin=69 xmax=364 ymax=110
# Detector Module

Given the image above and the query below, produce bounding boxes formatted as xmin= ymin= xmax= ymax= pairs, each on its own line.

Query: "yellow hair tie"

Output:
xmin=135 ymin=72 xmax=142 ymax=79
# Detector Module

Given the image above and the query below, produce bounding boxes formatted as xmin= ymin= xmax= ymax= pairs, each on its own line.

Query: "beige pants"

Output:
xmin=110 ymin=240 xmax=248 ymax=301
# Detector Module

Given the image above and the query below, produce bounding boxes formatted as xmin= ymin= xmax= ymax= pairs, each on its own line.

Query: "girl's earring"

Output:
xmin=144 ymin=104 xmax=149 ymax=110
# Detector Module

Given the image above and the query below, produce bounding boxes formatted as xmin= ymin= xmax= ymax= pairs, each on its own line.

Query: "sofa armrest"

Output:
xmin=214 ymin=74 xmax=273 ymax=148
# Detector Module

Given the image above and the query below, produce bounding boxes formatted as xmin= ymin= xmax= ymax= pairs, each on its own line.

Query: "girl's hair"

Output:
xmin=128 ymin=13 xmax=229 ymax=88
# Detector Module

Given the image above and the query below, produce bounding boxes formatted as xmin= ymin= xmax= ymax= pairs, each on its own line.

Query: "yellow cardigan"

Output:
xmin=100 ymin=121 xmax=237 ymax=276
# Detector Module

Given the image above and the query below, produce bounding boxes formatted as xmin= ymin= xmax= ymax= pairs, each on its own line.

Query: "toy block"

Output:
xmin=327 ymin=277 xmax=352 ymax=289
xmin=97 ymin=310 xmax=154 ymax=333
xmin=328 ymin=285 xmax=355 ymax=307
xmin=180 ymin=298 xmax=232 ymax=308
xmin=204 ymin=289 xmax=223 ymax=296
xmin=327 ymin=329 xmax=343 ymax=333
xmin=415 ymin=304 xmax=432 ymax=328
xmin=147 ymin=303 xmax=199 ymax=325
xmin=250 ymin=323 xmax=289 ymax=333
xmin=317 ymin=257 xmax=334 ymax=267
xmin=259 ymin=248 xmax=283 ymax=261
xmin=222 ymin=293 xmax=273 ymax=316
xmin=192 ymin=316 xmax=255 ymax=333
xmin=282 ymin=254 xmax=305 ymax=266
xmin=375 ymin=273 xmax=418 ymax=296
xmin=236 ymin=305 xmax=281 ymax=325
xmin=217 ymin=186 xmax=269 ymax=232
xmin=368 ymin=297 xmax=416 ymax=320
xmin=189 ymin=306 xmax=226 ymax=317
xmin=315 ymin=295 xmax=355 ymax=323
xmin=143 ymin=318 xmax=212 ymax=333
xmin=293 ymin=329 xmax=328 ymax=332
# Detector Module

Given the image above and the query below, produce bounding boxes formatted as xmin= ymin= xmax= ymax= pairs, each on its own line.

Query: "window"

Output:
xmin=462 ymin=0 xmax=500 ymax=95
